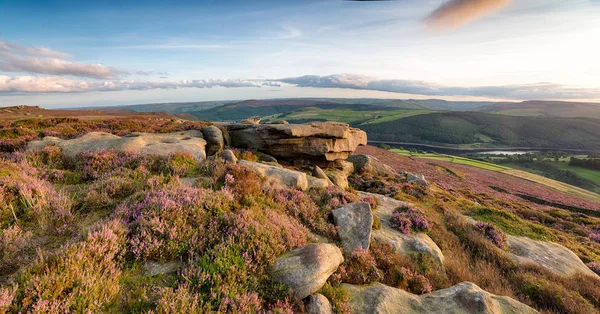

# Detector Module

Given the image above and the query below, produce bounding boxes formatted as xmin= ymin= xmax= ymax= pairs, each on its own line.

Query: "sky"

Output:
xmin=0 ymin=0 xmax=599 ymax=108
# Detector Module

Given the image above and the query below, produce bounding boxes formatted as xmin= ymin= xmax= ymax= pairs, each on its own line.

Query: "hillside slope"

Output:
xmin=476 ymin=100 xmax=600 ymax=118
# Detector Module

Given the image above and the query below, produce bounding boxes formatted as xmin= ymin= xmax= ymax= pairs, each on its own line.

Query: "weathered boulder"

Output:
xmin=334 ymin=160 xmax=355 ymax=176
xmin=359 ymin=192 xmax=444 ymax=264
xmin=343 ymin=282 xmax=538 ymax=314
xmin=307 ymin=176 xmax=332 ymax=189
xmin=305 ymin=294 xmax=333 ymax=314
xmin=27 ymin=131 xmax=207 ymax=160
xmin=348 ymin=154 xmax=397 ymax=177
xmin=220 ymin=149 xmax=238 ymax=163
xmin=331 ymin=202 xmax=373 ymax=256
xmin=224 ymin=122 xmax=367 ymax=162
xmin=506 ymin=235 xmax=597 ymax=277
xmin=270 ymin=243 xmax=344 ymax=299
xmin=325 ymin=169 xmax=349 ymax=189
xmin=407 ymin=173 xmax=429 ymax=187
xmin=201 ymin=126 xmax=224 ymax=156
xmin=143 ymin=260 xmax=181 ymax=276
xmin=239 ymin=160 xmax=308 ymax=190
xmin=312 ymin=166 xmax=334 ymax=186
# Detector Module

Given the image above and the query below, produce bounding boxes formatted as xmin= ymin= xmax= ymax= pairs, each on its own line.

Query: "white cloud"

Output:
xmin=0 ymin=75 xmax=259 ymax=93
xmin=278 ymin=74 xmax=600 ymax=100
xmin=0 ymin=40 xmax=128 ymax=79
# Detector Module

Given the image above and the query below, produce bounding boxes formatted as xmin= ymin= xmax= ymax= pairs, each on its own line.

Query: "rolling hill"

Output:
xmin=475 ymin=100 xmax=600 ymax=118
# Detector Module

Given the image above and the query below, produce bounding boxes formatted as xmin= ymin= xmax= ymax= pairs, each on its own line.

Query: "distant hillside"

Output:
xmin=476 ymin=100 xmax=600 ymax=118
xmin=360 ymin=111 xmax=600 ymax=150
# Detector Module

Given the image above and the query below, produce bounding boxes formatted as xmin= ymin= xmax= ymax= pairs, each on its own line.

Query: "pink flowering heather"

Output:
xmin=75 ymin=149 xmax=143 ymax=180
xmin=474 ymin=221 xmax=507 ymax=249
xmin=0 ymin=225 xmax=32 ymax=264
xmin=587 ymin=262 xmax=600 ymax=276
xmin=13 ymin=219 xmax=127 ymax=313
xmin=307 ymin=186 xmax=360 ymax=212
xmin=589 ymin=228 xmax=600 ymax=244
xmin=400 ymin=267 xmax=433 ymax=294
xmin=0 ymin=160 xmax=73 ymax=233
xmin=0 ymin=284 xmax=18 ymax=313
xmin=360 ymin=195 xmax=378 ymax=210
xmin=389 ymin=206 xmax=432 ymax=234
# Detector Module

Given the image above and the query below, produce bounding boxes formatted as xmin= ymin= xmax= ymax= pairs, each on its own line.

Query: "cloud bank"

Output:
xmin=278 ymin=74 xmax=600 ymax=100
xmin=0 ymin=76 xmax=259 ymax=93
xmin=0 ymin=40 xmax=128 ymax=79
xmin=425 ymin=0 xmax=512 ymax=30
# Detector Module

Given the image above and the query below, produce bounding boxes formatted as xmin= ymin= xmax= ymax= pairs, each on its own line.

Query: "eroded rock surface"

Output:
xmin=239 ymin=160 xmax=308 ymax=190
xmin=28 ymin=131 xmax=207 ymax=160
xmin=348 ymin=154 xmax=397 ymax=177
xmin=201 ymin=126 xmax=224 ymax=156
xmin=305 ymin=294 xmax=333 ymax=314
xmin=343 ymin=282 xmax=538 ymax=314
xmin=270 ymin=243 xmax=344 ymax=299
xmin=224 ymin=122 xmax=367 ymax=162
xmin=359 ymin=191 xmax=444 ymax=264
xmin=331 ymin=202 xmax=372 ymax=256
xmin=506 ymin=235 xmax=597 ymax=277
xmin=325 ymin=168 xmax=349 ymax=189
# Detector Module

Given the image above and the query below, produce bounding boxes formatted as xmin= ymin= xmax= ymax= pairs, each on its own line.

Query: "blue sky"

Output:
xmin=1 ymin=0 xmax=599 ymax=107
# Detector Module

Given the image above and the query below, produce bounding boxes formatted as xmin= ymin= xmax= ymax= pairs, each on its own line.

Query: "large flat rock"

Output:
xmin=506 ymin=235 xmax=597 ymax=277
xmin=27 ymin=131 xmax=207 ymax=160
xmin=239 ymin=160 xmax=309 ymax=190
xmin=343 ymin=282 xmax=538 ymax=314
xmin=224 ymin=122 xmax=367 ymax=162
xmin=331 ymin=202 xmax=373 ymax=257
xmin=270 ymin=243 xmax=344 ymax=299
xmin=359 ymin=191 xmax=444 ymax=264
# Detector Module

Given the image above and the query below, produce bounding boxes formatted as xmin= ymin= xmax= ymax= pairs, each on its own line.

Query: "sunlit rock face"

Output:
xmin=223 ymin=122 xmax=367 ymax=162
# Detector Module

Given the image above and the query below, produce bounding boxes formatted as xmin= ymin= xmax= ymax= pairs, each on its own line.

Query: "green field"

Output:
xmin=391 ymin=149 xmax=600 ymax=202
xmin=263 ymin=108 xmax=435 ymax=125
xmin=390 ymin=149 xmax=510 ymax=171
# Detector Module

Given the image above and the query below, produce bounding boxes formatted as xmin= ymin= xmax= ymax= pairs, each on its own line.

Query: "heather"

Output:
xmin=1 ymin=120 xmax=600 ymax=313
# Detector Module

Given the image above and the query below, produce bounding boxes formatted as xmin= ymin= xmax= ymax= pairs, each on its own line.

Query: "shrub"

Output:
xmin=12 ymin=220 xmax=127 ymax=313
xmin=166 ymin=152 xmax=197 ymax=176
xmin=360 ymin=195 xmax=378 ymax=210
xmin=587 ymin=262 xmax=600 ymax=276
xmin=0 ymin=160 xmax=73 ymax=233
xmin=307 ymin=186 xmax=360 ymax=212
xmin=389 ymin=206 xmax=432 ymax=234
xmin=265 ymin=186 xmax=337 ymax=238
xmin=0 ymin=225 xmax=32 ymax=264
xmin=340 ymin=249 xmax=383 ymax=285
xmin=474 ymin=221 xmax=507 ymax=249
xmin=0 ymin=285 xmax=18 ymax=314
xmin=75 ymin=149 xmax=143 ymax=180
xmin=469 ymin=206 xmax=558 ymax=242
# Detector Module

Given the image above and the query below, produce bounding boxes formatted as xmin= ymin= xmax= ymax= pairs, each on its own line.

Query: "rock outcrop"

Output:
xmin=343 ymin=282 xmax=538 ymax=314
xmin=27 ymin=131 xmax=207 ymax=160
xmin=239 ymin=160 xmax=309 ymax=190
xmin=348 ymin=154 xmax=397 ymax=177
xmin=270 ymin=243 xmax=344 ymax=299
xmin=360 ymin=192 xmax=444 ymax=264
xmin=305 ymin=294 xmax=333 ymax=314
xmin=219 ymin=149 xmax=238 ymax=163
xmin=224 ymin=122 xmax=367 ymax=162
xmin=312 ymin=166 xmax=334 ymax=186
xmin=407 ymin=173 xmax=429 ymax=187
xmin=325 ymin=169 xmax=349 ymax=189
xmin=201 ymin=126 xmax=224 ymax=156
xmin=506 ymin=235 xmax=597 ymax=277
xmin=331 ymin=202 xmax=373 ymax=256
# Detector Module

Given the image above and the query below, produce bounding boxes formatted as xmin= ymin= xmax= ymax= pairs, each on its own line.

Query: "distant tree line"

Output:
xmin=570 ymin=157 xmax=600 ymax=171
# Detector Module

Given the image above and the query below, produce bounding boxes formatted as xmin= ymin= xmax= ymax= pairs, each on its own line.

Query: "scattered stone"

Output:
xmin=347 ymin=154 xmax=397 ymax=177
xmin=220 ymin=149 xmax=238 ymax=163
xmin=305 ymin=294 xmax=333 ymax=314
xmin=325 ymin=169 xmax=349 ymax=189
xmin=259 ymin=153 xmax=278 ymax=163
xmin=270 ymin=243 xmax=344 ymax=299
xmin=506 ymin=235 xmax=597 ymax=277
xmin=224 ymin=122 xmax=367 ymax=162
xmin=334 ymin=160 xmax=355 ymax=176
xmin=28 ymin=131 xmax=207 ymax=161
xmin=312 ymin=166 xmax=334 ymax=186
xmin=143 ymin=260 xmax=181 ymax=276
xmin=239 ymin=160 xmax=308 ymax=190
xmin=307 ymin=176 xmax=332 ymax=188
xmin=407 ymin=173 xmax=429 ymax=187
xmin=268 ymin=120 xmax=289 ymax=125
xmin=343 ymin=282 xmax=538 ymax=314
xmin=241 ymin=118 xmax=261 ymax=124
xmin=201 ymin=126 xmax=224 ymax=156
xmin=331 ymin=202 xmax=373 ymax=256
xmin=360 ymin=192 xmax=444 ymax=264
